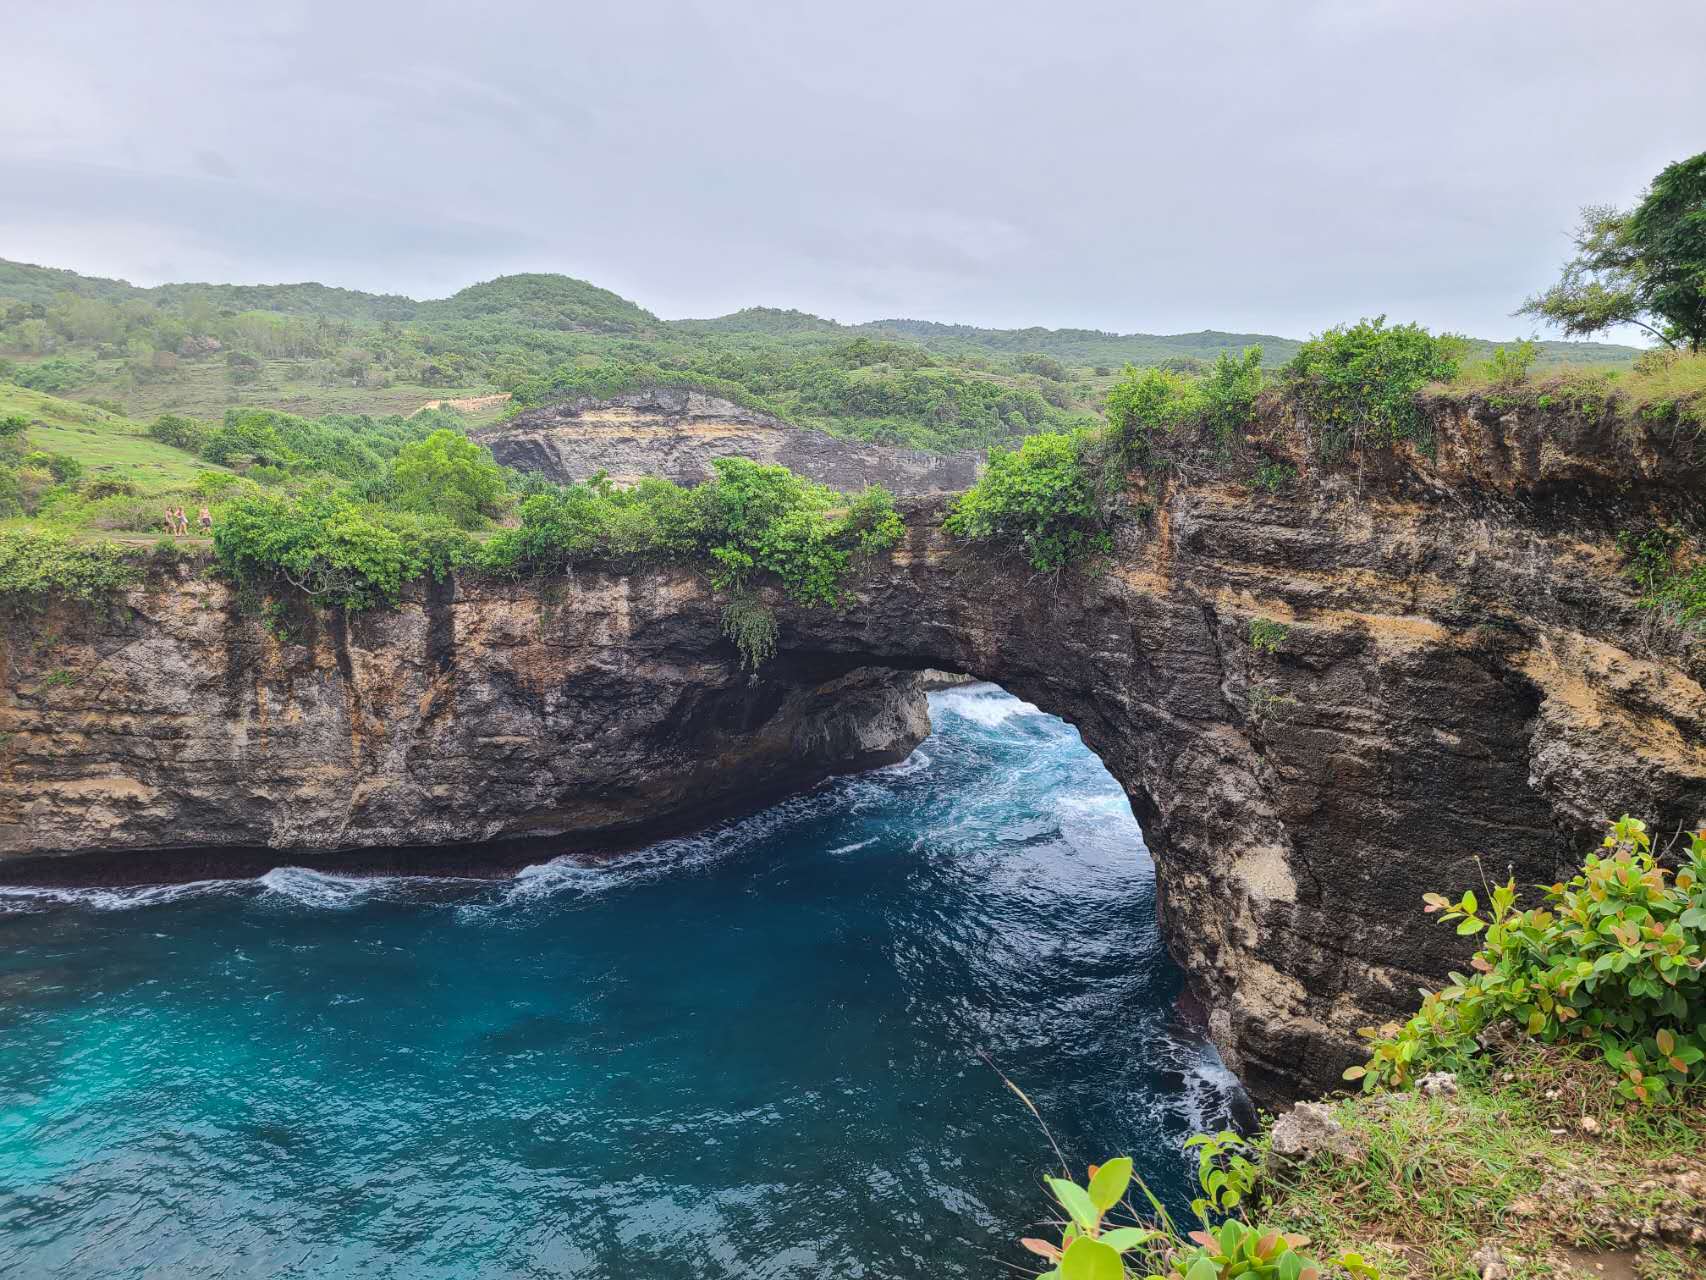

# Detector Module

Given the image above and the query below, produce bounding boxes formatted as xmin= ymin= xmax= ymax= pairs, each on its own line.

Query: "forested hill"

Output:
xmin=672 ymin=307 xmax=1308 ymax=366
xmin=0 ymin=256 xmax=1647 ymax=453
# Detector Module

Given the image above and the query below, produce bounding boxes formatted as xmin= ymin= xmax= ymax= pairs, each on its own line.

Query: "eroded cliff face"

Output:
xmin=0 ymin=585 xmax=929 ymax=868
xmin=474 ymin=388 xmax=983 ymax=494
xmin=2 ymin=399 xmax=1703 ymax=1103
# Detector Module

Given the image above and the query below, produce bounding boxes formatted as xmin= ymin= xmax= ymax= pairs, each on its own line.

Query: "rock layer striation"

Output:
xmin=474 ymin=388 xmax=982 ymax=493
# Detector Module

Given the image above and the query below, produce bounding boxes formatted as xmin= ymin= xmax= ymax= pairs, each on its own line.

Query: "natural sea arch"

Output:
xmin=4 ymin=487 xmax=1703 ymax=1102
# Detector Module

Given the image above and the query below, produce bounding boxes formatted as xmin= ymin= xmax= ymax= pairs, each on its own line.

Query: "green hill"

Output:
xmin=423 ymin=273 xmax=659 ymax=334
xmin=0 ymin=256 xmax=1652 ymax=454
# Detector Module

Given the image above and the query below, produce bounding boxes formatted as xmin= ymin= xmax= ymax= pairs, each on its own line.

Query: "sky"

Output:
xmin=3 ymin=0 xmax=1703 ymax=340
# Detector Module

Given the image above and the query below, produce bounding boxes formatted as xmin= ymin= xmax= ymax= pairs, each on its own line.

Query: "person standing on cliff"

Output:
xmin=198 ymin=506 xmax=212 ymax=535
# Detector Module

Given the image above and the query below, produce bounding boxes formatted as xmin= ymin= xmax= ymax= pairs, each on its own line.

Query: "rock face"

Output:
xmin=0 ymin=587 xmax=930 ymax=871
xmin=2 ymin=398 xmax=1703 ymax=1103
xmin=474 ymin=388 xmax=983 ymax=494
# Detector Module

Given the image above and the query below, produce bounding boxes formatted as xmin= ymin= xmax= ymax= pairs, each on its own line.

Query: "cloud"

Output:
xmin=4 ymin=0 xmax=1704 ymax=338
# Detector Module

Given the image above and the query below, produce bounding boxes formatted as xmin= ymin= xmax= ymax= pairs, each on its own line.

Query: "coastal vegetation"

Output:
xmin=0 ymin=248 xmax=1640 ymax=457
xmin=4 ymin=151 xmax=1701 ymax=650
xmin=1016 ymin=816 xmax=1706 ymax=1278
xmin=942 ymin=431 xmax=1107 ymax=572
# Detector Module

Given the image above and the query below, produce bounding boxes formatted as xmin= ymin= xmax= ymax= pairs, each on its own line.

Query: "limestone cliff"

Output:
xmin=0 ymin=587 xmax=930 ymax=873
xmin=473 ymin=388 xmax=982 ymax=494
xmin=2 ymin=396 xmax=1703 ymax=1105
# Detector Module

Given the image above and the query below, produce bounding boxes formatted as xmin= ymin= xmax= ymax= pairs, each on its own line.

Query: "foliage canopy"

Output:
xmin=1520 ymin=150 xmax=1706 ymax=353
xmin=944 ymin=430 xmax=1107 ymax=573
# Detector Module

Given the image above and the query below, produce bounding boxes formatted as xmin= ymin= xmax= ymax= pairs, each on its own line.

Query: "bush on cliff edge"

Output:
xmin=944 ymin=429 xmax=1108 ymax=573
xmin=1348 ymin=815 xmax=1706 ymax=1106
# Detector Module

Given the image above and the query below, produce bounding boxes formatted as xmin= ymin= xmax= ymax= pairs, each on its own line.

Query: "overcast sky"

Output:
xmin=4 ymin=1 xmax=1702 ymax=339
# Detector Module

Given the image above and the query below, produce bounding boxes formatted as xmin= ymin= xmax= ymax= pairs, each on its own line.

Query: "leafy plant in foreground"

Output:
xmin=1020 ymin=1135 xmax=1378 ymax=1280
xmin=1348 ymin=816 xmax=1706 ymax=1105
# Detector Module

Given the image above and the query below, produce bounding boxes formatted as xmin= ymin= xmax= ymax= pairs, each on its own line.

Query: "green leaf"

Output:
xmin=1048 ymin=1179 xmax=1101 ymax=1234
xmin=1100 ymin=1227 xmax=1158 ymax=1252
xmin=1457 ymin=917 xmax=1485 ymax=935
xmin=1060 ymin=1237 xmax=1124 ymax=1280
xmin=1087 ymin=1157 xmax=1133 ymax=1213
xmin=1184 ymin=1257 xmax=1221 ymax=1280
xmin=1277 ymin=1252 xmax=1305 ymax=1280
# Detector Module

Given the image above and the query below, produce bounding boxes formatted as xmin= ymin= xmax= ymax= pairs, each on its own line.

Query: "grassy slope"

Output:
xmin=35 ymin=355 xmax=492 ymax=422
xmin=0 ymin=384 xmax=224 ymax=494
xmin=1264 ymin=1050 xmax=1705 ymax=1280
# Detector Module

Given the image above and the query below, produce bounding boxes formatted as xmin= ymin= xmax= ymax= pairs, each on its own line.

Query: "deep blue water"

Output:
xmin=0 ymin=685 xmax=1237 ymax=1279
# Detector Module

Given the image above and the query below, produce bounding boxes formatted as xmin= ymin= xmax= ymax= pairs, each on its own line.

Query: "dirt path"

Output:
xmin=412 ymin=393 xmax=512 ymax=416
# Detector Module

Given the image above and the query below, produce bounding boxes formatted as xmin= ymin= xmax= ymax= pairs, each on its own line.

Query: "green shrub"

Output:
xmin=1197 ymin=346 xmax=1264 ymax=446
xmin=0 ymin=528 xmax=138 ymax=603
xmin=1253 ymin=462 xmax=1296 ymax=494
xmin=11 ymin=357 xmax=93 ymax=394
xmin=945 ymin=430 xmax=1108 ymax=572
xmin=1102 ymin=347 xmax=1262 ymax=465
xmin=1348 ymin=816 xmax=1706 ymax=1106
xmin=1105 ymin=366 xmax=1199 ymax=464
xmin=1014 ymin=352 xmax=1067 ymax=381
xmin=149 ymin=413 xmax=210 ymax=453
xmin=389 ymin=428 xmax=509 ymax=529
xmin=1485 ymin=339 xmax=1538 ymax=387
xmin=1248 ymin=618 xmax=1288 ymax=653
xmin=1018 ymin=1134 xmax=1379 ymax=1280
xmin=212 ymin=489 xmax=477 ymax=611
xmin=22 ymin=451 xmax=83 ymax=487
xmin=1284 ymin=318 xmax=1466 ymax=458
xmin=1620 ymin=527 xmax=1706 ymax=631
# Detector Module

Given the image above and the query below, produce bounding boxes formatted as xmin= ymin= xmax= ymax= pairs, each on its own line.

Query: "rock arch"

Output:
xmin=4 ymin=414 xmax=1704 ymax=1102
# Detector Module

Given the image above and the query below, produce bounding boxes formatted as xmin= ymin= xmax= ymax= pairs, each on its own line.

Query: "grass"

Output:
xmin=1440 ymin=350 xmax=1706 ymax=431
xmin=1262 ymin=1045 xmax=1706 ymax=1279
xmin=0 ymin=383 xmax=227 ymax=494
xmin=9 ymin=354 xmax=497 ymax=423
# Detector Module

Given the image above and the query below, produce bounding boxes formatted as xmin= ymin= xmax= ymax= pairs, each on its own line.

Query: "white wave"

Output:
xmin=0 ymin=877 xmax=245 ymax=914
xmin=487 ymin=790 xmax=834 ymax=912
xmin=1172 ymin=1046 xmax=1246 ymax=1137
xmin=827 ymin=836 xmax=878 ymax=856
xmin=1058 ymin=790 xmax=1134 ymax=817
xmin=876 ymin=748 xmax=932 ymax=778
xmin=256 ymin=866 xmax=399 ymax=910
xmin=930 ymin=683 xmax=1046 ymax=729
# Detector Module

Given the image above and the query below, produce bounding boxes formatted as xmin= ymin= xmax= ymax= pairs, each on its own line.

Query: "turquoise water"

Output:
xmin=0 ymin=685 xmax=1238 ymax=1279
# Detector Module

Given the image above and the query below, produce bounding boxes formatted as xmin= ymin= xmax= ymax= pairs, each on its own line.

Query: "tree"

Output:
xmin=1519 ymin=151 xmax=1706 ymax=352
xmin=390 ymin=429 xmax=509 ymax=529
